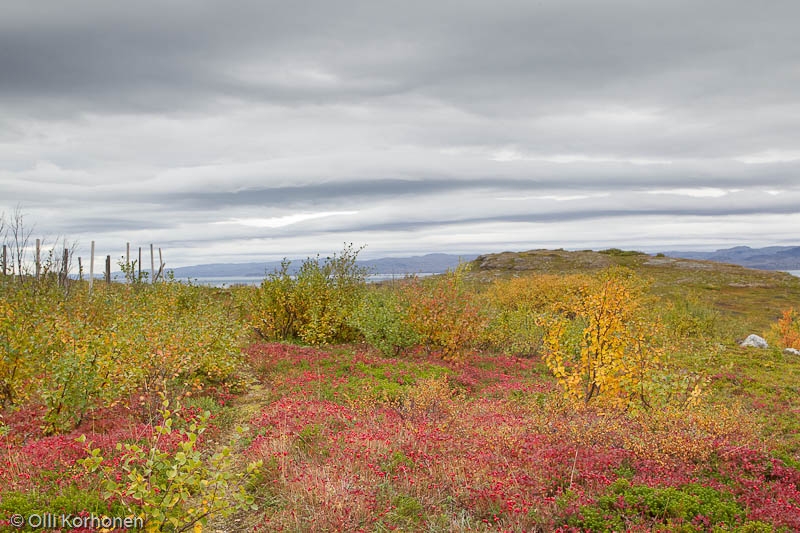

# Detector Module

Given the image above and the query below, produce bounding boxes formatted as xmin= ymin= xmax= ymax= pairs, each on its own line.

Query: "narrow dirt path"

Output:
xmin=205 ymin=366 xmax=273 ymax=533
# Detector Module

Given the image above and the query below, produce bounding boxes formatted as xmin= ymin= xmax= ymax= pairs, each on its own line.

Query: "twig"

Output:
xmin=568 ymin=448 xmax=579 ymax=489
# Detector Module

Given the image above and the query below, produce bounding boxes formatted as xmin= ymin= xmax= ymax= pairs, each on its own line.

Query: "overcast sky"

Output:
xmin=1 ymin=0 xmax=799 ymax=267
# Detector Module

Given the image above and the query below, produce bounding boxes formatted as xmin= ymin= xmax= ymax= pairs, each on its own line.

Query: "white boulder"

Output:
xmin=784 ymin=347 xmax=800 ymax=356
xmin=740 ymin=334 xmax=768 ymax=349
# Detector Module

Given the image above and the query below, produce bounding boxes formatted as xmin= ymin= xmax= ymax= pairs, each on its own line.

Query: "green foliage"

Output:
xmin=382 ymin=450 xmax=414 ymax=475
xmin=572 ymin=479 xmax=749 ymax=531
xmin=245 ymin=244 xmax=368 ymax=346
xmin=598 ymin=248 xmax=645 ymax=257
xmin=391 ymin=494 xmax=424 ymax=525
xmin=0 ymin=486 xmax=130 ymax=527
xmin=119 ymin=257 xmax=149 ymax=285
xmin=0 ymin=275 xmax=244 ymax=433
xmin=482 ymin=308 xmax=545 ymax=356
xmin=349 ymin=288 xmax=419 ymax=356
xmin=79 ymin=401 xmax=261 ymax=532
xmin=663 ymin=293 xmax=720 ymax=346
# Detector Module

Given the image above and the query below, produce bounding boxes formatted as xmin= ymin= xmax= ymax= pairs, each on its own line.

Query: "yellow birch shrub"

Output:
xmin=541 ymin=268 xmax=665 ymax=409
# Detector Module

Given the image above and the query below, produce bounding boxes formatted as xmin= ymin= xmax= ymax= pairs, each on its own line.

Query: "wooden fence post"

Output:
xmin=1 ymin=244 xmax=6 ymax=276
xmin=138 ymin=247 xmax=142 ymax=280
xmin=61 ymin=248 xmax=69 ymax=287
xmin=78 ymin=257 xmax=83 ymax=281
xmin=105 ymin=255 xmax=111 ymax=285
xmin=35 ymin=238 xmax=41 ymax=280
xmin=150 ymin=244 xmax=155 ymax=284
xmin=89 ymin=241 xmax=95 ymax=292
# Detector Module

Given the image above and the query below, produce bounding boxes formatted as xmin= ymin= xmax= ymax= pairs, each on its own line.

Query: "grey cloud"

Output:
xmin=2 ymin=1 xmax=800 ymax=265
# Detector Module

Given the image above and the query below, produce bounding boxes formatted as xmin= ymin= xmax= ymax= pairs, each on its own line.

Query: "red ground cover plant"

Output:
xmin=243 ymin=342 xmax=799 ymax=531
xmin=2 ymin=335 xmax=798 ymax=531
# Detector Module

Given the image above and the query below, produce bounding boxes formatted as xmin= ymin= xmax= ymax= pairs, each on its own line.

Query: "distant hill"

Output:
xmin=662 ymin=246 xmax=800 ymax=270
xmin=466 ymin=248 xmax=800 ymax=336
xmin=149 ymin=253 xmax=477 ymax=279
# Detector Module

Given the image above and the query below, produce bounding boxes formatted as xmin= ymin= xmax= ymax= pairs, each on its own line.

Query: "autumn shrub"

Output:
xmin=541 ymin=268 xmax=669 ymax=409
xmin=348 ymin=287 xmax=419 ymax=356
xmin=771 ymin=308 xmax=800 ymax=350
xmin=485 ymin=274 xmax=590 ymax=315
xmin=619 ymin=403 xmax=763 ymax=465
xmin=663 ymin=293 xmax=719 ymax=341
xmin=0 ymin=280 xmax=60 ymax=407
xmin=0 ymin=277 xmax=244 ymax=433
xmin=393 ymin=375 xmax=463 ymax=423
xmin=401 ymin=265 xmax=486 ymax=362
xmin=244 ymin=244 xmax=368 ymax=346
xmin=480 ymin=274 xmax=590 ymax=356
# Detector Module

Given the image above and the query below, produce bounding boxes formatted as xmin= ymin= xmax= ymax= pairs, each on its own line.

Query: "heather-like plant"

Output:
xmin=572 ymin=479 xmax=747 ymax=531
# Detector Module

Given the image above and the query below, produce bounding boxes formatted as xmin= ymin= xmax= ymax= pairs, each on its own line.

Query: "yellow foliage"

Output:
xmin=395 ymin=376 xmax=463 ymax=423
xmin=542 ymin=268 xmax=664 ymax=409
xmin=772 ymin=308 xmax=800 ymax=349
xmin=485 ymin=273 xmax=591 ymax=315
xmin=403 ymin=265 xmax=486 ymax=362
xmin=0 ymin=277 xmax=244 ymax=431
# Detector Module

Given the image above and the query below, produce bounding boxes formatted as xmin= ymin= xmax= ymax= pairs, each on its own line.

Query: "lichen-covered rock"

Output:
xmin=740 ymin=334 xmax=768 ymax=348
xmin=783 ymin=347 xmax=800 ymax=356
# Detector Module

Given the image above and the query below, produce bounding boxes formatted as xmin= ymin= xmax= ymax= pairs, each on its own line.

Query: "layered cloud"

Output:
xmin=1 ymin=1 xmax=798 ymax=266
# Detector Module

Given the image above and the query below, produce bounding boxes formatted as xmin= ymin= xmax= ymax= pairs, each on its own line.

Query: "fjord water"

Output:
xmin=191 ymin=271 xmax=800 ymax=287
xmin=188 ymin=273 xmax=435 ymax=287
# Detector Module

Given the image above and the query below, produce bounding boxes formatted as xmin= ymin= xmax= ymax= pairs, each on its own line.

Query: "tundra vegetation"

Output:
xmin=1 ymin=229 xmax=800 ymax=530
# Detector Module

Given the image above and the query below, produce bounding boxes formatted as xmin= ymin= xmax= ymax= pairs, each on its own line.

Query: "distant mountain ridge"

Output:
xmin=663 ymin=246 xmax=800 ymax=270
xmin=154 ymin=253 xmax=478 ymax=279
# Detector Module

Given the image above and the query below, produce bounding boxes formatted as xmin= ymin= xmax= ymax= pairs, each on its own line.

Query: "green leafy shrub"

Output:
xmin=245 ymin=244 xmax=368 ymax=346
xmin=349 ymin=288 xmax=419 ymax=356
xmin=80 ymin=401 xmax=261 ymax=532
xmin=571 ymin=479 xmax=748 ymax=531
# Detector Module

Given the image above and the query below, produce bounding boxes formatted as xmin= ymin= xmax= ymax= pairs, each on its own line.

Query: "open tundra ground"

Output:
xmin=2 ymin=249 xmax=800 ymax=532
